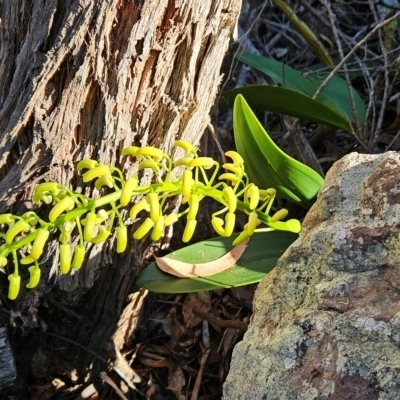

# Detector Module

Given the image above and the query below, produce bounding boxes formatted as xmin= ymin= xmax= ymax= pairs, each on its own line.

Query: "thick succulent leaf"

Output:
xmin=308 ymin=74 xmax=366 ymax=126
xmin=237 ymin=52 xmax=365 ymax=127
xmin=136 ymin=230 xmax=298 ymax=293
xmin=220 ymin=85 xmax=352 ymax=132
xmin=233 ymin=95 xmax=324 ymax=208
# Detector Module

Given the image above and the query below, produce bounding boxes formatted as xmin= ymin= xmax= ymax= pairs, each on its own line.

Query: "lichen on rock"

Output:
xmin=223 ymin=152 xmax=400 ymax=400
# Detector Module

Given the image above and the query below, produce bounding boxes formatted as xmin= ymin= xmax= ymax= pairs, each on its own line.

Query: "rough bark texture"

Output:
xmin=224 ymin=152 xmax=400 ymax=400
xmin=0 ymin=328 xmax=16 ymax=388
xmin=0 ymin=0 xmax=241 ymax=388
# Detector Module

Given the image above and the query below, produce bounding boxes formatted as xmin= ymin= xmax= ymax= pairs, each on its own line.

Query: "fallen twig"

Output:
xmin=192 ymin=308 xmax=248 ymax=332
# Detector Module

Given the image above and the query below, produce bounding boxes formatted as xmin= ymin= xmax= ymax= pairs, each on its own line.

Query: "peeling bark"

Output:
xmin=0 ymin=0 xmax=241 ymax=386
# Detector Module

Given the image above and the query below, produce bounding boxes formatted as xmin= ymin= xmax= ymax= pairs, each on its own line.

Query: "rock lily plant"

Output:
xmin=0 ymin=95 xmax=323 ymax=300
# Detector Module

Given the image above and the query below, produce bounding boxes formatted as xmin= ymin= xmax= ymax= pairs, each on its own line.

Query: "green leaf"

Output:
xmin=220 ymin=85 xmax=352 ymax=132
xmin=233 ymin=94 xmax=324 ymax=208
xmin=237 ymin=52 xmax=365 ymax=128
xmin=308 ymin=74 xmax=366 ymax=126
xmin=136 ymin=230 xmax=297 ymax=293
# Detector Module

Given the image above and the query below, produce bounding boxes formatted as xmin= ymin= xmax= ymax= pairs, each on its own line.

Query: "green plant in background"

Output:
xmin=220 ymin=52 xmax=366 ymax=135
xmin=0 ymin=100 xmax=315 ymax=299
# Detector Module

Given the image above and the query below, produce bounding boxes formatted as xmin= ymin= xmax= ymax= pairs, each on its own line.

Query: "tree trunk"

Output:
xmin=0 ymin=0 xmax=241 ymax=391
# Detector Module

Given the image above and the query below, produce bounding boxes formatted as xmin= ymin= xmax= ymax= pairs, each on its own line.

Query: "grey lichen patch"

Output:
xmin=223 ymin=152 xmax=400 ymax=399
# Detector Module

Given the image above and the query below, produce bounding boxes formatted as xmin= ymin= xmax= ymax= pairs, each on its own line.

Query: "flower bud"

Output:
xmin=245 ymin=212 xmax=258 ymax=235
xmin=136 ymin=146 xmax=164 ymax=161
xmin=116 ymin=226 xmax=128 ymax=253
xmin=95 ymin=175 xmax=114 ymax=190
xmin=222 ymin=163 xmax=243 ymax=176
xmin=8 ymin=274 xmax=21 ymax=300
xmin=77 ymin=159 xmax=100 ymax=171
xmin=64 ymin=221 xmax=76 ymax=234
xmin=26 ymin=266 xmax=41 ymax=289
xmin=30 ymin=229 xmax=50 ymax=260
xmin=182 ymin=219 xmax=197 ymax=243
xmin=189 ymin=157 xmax=214 ymax=169
xmin=224 ymin=212 xmax=236 ymax=237
xmin=232 ymin=231 xmax=250 ymax=246
xmin=121 ymin=146 xmax=140 ymax=157
xmin=146 ymin=193 xmax=160 ymax=222
xmin=0 ymin=256 xmax=7 ymax=267
xmin=247 ymin=185 xmax=260 ymax=210
xmin=59 ymin=233 xmax=68 ymax=243
xmin=60 ymin=244 xmax=71 ymax=274
xmin=34 ymin=182 xmax=60 ymax=195
xmin=182 ymin=170 xmax=193 ymax=199
xmin=5 ymin=220 xmax=31 ymax=244
xmin=211 ymin=217 xmax=226 ymax=237
xmin=121 ymin=146 xmax=139 ymax=157
xmin=49 ymin=196 xmax=75 ymax=222
xmin=173 ymin=140 xmax=196 ymax=155
xmin=20 ymin=255 xmax=35 ymax=265
xmin=133 ymin=218 xmax=154 ymax=240
xmin=218 ymin=173 xmax=240 ymax=185
xmin=138 ymin=160 xmax=159 ymax=171
xmin=82 ymin=166 xmax=112 ymax=183
xmin=96 ymin=209 xmax=109 ymax=222
xmin=223 ymin=187 xmax=237 ymax=213
xmin=0 ymin=214 xmax=15 ymax=226
xmin=90 ymin=226 xmax=111 ymax=244
xmin=164 ymin=212 xmax=179 ymax=226
xmin=173 ymin=157 xmax=193 ymax=168
xmin=120 ymin=176 xmax=139 ymax=206
xmin=270 ymin=208 xmax=289 ymax=222
xmin=21 ymin=212 xmax=39 ymax=226
xmin=187 ymin=195 xmax=200 ymax=220
xmin=130 ymin=199 xmax=150 ymax=220
xmin=151 ymin=216 xmax=165 ymax=241
xmin=71 ymin=244 xmax=85 ymax=269
xmin=259 ymin=188 xmax=276 ymax=201
xmin=225 ymin=151 xmax=244 ymax=166
xmin=83 ymin=212 xmax=97 ymax=241
xmin=33 ymin=192 xmax=53 ymax=204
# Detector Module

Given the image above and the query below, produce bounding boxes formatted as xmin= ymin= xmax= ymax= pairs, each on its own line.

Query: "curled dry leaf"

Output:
xmin=155 ymin=238 xmax=250 ymax=278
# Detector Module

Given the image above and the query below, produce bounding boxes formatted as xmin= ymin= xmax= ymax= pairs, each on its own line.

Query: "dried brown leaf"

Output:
xmin=182 ymin=293 xmax=211 ymax=328
xmin=155 ymin=238 xmax=249 ymax=278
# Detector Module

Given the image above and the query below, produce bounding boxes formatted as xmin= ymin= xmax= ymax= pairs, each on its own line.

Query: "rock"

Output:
xmin=223 ymin=152 xmax=400 ymax=400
